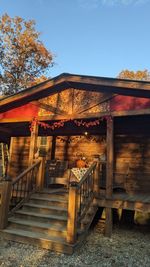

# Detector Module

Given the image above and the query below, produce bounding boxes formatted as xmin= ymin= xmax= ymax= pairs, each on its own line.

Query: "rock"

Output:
xmin=0 ymin=223 xmax=149 ymax=267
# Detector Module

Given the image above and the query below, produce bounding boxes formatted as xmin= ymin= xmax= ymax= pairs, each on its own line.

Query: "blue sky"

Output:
xmin=0 ymin=0 xmax=150 ymax=78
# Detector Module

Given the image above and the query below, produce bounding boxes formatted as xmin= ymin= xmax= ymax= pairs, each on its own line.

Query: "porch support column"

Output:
xmin=28 ymin=120 xmax=39 ymax=166
xmin=105 ymin=116 xmax=114 ymax=237
xmin=36 ymin=150 xmax=46 ymax=190
xmin=51 ymin=136 xmax=56 ymax=160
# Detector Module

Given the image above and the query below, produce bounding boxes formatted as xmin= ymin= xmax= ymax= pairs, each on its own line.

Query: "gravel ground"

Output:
xmin=0 ymin=222 xmax=150 ymax=267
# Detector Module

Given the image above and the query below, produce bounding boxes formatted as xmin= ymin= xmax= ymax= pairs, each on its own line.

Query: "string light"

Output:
xmin=29 ymin=116 xmax=112 ymax=132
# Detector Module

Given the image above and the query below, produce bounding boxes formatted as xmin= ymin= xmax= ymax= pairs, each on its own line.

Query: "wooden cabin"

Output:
xmin=0 ymin=73 xmax=150 ymax=254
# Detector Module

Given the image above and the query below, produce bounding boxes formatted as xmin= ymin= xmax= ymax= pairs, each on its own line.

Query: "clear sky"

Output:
xmin=0 ymin=0 xmax=150 ymax=78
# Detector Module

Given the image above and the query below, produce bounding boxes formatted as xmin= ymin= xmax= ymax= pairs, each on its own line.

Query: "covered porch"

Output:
xmin=1 ymin=113 xmax=150 ymax=237
xmin=0 ymin=73 xmax=150 ymax=252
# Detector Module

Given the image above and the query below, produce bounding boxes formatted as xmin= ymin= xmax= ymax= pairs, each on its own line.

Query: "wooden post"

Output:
xmin=67 ymin=183 xmax=78 ymax=244
xmin=51 ymin=136 xmax=56 ymax=160
xmin=7 ymin=137 xmax=13 ymax=177
xmin=0 ymin=180 xmax=12 ymax=229
xmin=93 ymin=161 xmax=100 ymax=196
xmin=28 ymin=120 xmax=39 ymax=166
xmin=36 ymin=156 xmax=46 ymax=191
xmin=105 ymin=117 xmax=114 ymax=237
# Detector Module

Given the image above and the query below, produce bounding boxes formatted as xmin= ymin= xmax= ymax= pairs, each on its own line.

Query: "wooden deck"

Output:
xmin=112 ymin=192 xmax=150 ymax=203
xmin=97 ymin=191 xmax=150 ymax=212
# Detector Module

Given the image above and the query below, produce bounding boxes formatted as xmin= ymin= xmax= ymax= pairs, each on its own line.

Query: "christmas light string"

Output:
xmin=29 ymin=116 xmax=112 ymax=132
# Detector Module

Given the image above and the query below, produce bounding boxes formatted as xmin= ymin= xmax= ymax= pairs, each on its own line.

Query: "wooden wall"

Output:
xmin=54 ymin=135 xmax=106 ymax=167
xmin=8 ymin=136 xmax=53 ymax=179
xmin=8 ymin=137 xmax=30 ymax=179
xmin=114 ymin=135 xmax=150 ymax=194
xmin=8 ymin=135 xmax=105 ymax=178
xmin=8 ymin=133 xmax=150 ymax=195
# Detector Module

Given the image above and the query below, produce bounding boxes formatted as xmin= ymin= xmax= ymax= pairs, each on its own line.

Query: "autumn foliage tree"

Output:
xmin=0 ymin=14 xmax=54 ymax=95
xmin=118 ymin=69 xmax=150 ymax=81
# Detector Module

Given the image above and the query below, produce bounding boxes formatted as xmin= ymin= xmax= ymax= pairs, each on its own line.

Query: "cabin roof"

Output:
xmin=1 ymin=72 xmax=150 ymax=113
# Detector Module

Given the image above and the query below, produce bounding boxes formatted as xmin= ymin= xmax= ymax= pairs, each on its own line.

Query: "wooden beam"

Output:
xmin=7 ymin=137 xmax=14 ymax=177
xmin=106 ymin=118 xmax=114 ymax=198
xmin=1 ymin=108 xmax=150 ymax=123
xmin=93 ymin=161 xmax=100 ymax=194
xmin=0 ymin=126 xmax=11 ymax=135
xmin=37 ymin=108 xmax=150 ymax=120
xmin=67 ymin=183 xmax=78 ymax=244
xmin=67 ymin=74 xmax=150 ymax=97
xmin=97 ymin=198 xmax=150 ymax=213
xmin=0 ymin=75 xmax=68 ymax=110
xmin=28 ymin=120 xmax=39 ymax=166
xmin=112 ymin=108 xmax=150 ymax=117
xmin=67 ymin=74 xmax=150 ymax=90
xmin=105 ymin=208 xmax=113 ymax=237
xmin=36 ymin=157 xmax=46 ymax=190
xmin=105 ymin=117 xmax=114 ymax=237
xmin=0 ymin=117 xmax=36 ymax=123
xmin=0 ymin=181 xmax=12 ymax=229
xmin=31 ymin=100 xmax=68 ymax=115
xmin=77 ymin=94 xmax=113 ymax=114
xmin=51 ymin=136 xmax=56 ymax=160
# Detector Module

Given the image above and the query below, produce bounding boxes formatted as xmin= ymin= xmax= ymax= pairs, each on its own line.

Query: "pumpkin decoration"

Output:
xmin=76 ymin=157 xmax=87 ymax=168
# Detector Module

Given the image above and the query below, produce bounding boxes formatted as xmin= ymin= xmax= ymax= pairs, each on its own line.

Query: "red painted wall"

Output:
xmin=0 ymin=103 xmax=39 ymax=120
xmin=0 ymin=95 xmax=150 ymax=121
xmin=110 ymin=95 xmax=150 ymax=112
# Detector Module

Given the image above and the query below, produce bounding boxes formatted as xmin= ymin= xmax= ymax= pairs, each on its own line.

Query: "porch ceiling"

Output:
xmin=0 ymin=115 xmax=150 ymax=143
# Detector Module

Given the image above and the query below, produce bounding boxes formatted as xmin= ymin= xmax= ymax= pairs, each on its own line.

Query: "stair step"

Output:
xmin=31 ymin=194 xmax=68 ymax=202
xmin=23 ymin=203 xmax=68 ymax=211
xmin=29 ymin=196 xmax=68 ymax=208
xmin=8 ymin=218 xmax=67 ymax=238
xmin=42 ymin=187 xmax=68 ymax=193
xmin=34 ymin=192 xmax=68 ymax=200
xmin=2 ymin=228 xmax=73 ymax=254
xmin=22 ymin=203 xmax=68 ymax=215
xmin=14 ymin=210 xmax=67 ymax=225
xmin=41 ymin=188 xmax=68 ymax=194
xmin=35 ymin=189 xmax=68 ymax=199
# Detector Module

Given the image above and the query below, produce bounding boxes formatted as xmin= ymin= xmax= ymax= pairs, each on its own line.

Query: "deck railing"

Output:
xmin=67 ymin=161 xmax=99 ymax=244
xmin=77 ymin=162 xmax=96 ymax=222
xmin=10 ymin=159 xmax=41 ymax=212
xmin=0 ymin=156 xmax=45 ymax=229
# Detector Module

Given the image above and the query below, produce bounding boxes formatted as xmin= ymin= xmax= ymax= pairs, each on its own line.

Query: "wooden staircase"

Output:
xmin=2 ymin=188 xmax=75 ymax=254
xmin=0 ymin=161 xmax=99 ymax=254
xmin=1 ymin=187 xmax=98 ymax=254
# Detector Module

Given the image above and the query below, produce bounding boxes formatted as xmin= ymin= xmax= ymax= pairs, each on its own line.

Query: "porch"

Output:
xmin=0 ymin=114 xmax=150 ymax=243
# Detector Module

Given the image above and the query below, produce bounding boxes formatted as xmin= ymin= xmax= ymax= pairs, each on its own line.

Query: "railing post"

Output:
xmin=67 ymin=182 xmax=78 ymax=244
xmin=93 ymin=161 xmax=100 ymax=195
xmin=36 ymin=153 xmax=46 ymax=191
xmin=0 ymin=178 xmax=12 ymax=229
